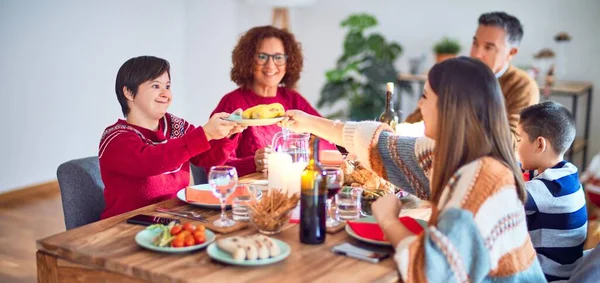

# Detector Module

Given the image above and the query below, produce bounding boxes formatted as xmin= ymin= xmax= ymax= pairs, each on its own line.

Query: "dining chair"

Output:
xmin=190 ymin=163 xmax=208 ymax=185
xmin=56 ymin=156 xmax=105 ymax=230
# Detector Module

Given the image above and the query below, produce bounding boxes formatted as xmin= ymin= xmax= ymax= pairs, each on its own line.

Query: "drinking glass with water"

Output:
xmin=209 ymin=166 xmax=238 ymax=227
xmin=231 ymin=185 xmax=252 ymax=221
xmin=336 ymin=186 xmax=362 ymax=221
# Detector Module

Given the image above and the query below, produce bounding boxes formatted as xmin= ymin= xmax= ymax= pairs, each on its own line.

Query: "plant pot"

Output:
xmin=435 ymin=53 xmax=456 ymax=63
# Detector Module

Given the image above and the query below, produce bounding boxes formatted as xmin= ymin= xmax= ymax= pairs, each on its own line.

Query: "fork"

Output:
xmin=155 ymin=208 xmax=208 ymax=223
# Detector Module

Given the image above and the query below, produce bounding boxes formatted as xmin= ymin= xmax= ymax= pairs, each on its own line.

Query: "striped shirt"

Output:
xmin=524 ymin=161 xmax=588 ymax=282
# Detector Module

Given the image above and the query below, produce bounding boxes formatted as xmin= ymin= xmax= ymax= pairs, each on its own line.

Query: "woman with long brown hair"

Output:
xmin=280 ymin=57 xmax=544 ymax=281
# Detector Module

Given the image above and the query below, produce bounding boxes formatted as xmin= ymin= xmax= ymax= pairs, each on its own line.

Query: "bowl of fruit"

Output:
xmin=135 ymin=221 xmax=215 ymax=253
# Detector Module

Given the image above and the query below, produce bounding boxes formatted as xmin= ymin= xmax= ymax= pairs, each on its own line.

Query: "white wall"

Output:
xmin=0 ymin=0 xmax=188 ymax=192
xmin=1 ymin=0 xmax=599 ymax=193
xmin=183 ymin=0 xmax=238 ymax=125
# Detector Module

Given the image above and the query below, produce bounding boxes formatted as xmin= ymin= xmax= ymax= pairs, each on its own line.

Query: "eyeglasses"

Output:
xmin=255 ymin=53 xmax=288 ymax=66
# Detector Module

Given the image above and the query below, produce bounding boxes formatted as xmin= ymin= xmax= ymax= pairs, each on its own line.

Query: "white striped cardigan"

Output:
xmin=342 ymin=121 xmax=546 ymax=282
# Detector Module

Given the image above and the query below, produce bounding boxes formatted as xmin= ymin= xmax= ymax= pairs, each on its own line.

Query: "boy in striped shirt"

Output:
xmin=516 ymin=101 xmax=588 ymax=282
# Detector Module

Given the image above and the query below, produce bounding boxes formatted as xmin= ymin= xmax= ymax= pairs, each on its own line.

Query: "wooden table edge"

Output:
xmin=37 ymin=250 xmax=147 ymax=283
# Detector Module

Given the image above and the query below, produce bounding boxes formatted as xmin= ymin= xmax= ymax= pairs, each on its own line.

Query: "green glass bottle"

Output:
xmin=299 ymin=137 xmax=327 ymax=244
xmin=379 ymin=82 xmax=399 ymax=131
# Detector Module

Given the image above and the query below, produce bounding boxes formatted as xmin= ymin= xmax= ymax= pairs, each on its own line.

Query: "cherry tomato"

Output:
xmin=170 ymin=225 xmax=182 ymax=236
xmin=182 ymin=223 xmax=196 ymax=232
xmin=179 ymin=230 xmax=192 ymax=237
xmin=194 ymin=234 xmax=205 ymax=245
xmin=195 ymin=225 xmax=205 ymax=233
xmin=175 ymin=232 xmax=186 ymax=241
xmin=171 ymin=238 xmax=184 ymax=248
xmin=184 ymin=235 xmax=195 ymax=247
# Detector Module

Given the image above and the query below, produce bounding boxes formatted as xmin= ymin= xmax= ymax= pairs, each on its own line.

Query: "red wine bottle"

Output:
xmin=300 ymin=137 xmax=327 ymax=244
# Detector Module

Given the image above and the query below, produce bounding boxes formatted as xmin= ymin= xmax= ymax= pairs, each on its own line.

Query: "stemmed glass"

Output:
xmin=208 ymin=166 xmax=238 ymax=227
xmin=323 ymin=166 xmax=343 ymax=227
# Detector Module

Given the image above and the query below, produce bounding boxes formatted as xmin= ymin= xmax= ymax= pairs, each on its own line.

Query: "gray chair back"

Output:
xmin=190 ymin=163 xmax=208 ymax=185
xmin=56 ymin=156 xmax=105 ymax=230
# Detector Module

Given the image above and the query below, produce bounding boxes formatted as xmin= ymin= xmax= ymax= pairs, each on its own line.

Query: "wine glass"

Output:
xmin=323 ymin=166 xmax=343 ymax=227
xmin=208 ymin=166 xmax=238 ymax=227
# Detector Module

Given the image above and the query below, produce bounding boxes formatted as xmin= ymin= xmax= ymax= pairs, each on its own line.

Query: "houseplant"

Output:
xmin=317 ymin=13 xmax=405 ymax=121
xmin=433 ymin=37 xmax=461 ymax=63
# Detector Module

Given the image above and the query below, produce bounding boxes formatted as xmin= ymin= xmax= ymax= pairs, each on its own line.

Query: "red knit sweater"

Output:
xmin=211 ymin=87 xmax=335 ymax=176
xmin=98 ymin=113 xmax=237 ymax=219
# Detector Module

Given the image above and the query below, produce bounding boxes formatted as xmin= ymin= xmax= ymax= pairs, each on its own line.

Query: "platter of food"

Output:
xmin=207 ymin=234 xmax=291 ymax=266
xmin=135 ymin=222 xmax=214 ymax=253
xmin=223 ymin=103 xmax=285 ymax=126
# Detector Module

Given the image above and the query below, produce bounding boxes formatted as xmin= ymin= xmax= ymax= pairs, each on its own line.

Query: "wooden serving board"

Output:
xmin=203 ymin=212 xmax=249 ymax=234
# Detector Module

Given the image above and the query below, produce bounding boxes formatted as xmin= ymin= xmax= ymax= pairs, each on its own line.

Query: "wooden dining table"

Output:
xmin=36 ymin=173 xmax=430 ymax=283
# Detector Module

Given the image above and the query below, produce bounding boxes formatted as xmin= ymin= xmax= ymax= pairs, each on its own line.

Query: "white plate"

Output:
xmin=177 ymin=184 xmax=262 ymax=209
xmin=223 ymin=117 xmax=284 ymax=126
xmin=244 ymin=180 xmax=268 ymax=186
xmin=135 ymin=227 xmax=215 ymax=253
xmin=244 ymin=180 xmax=269 ymax=192
xmin=206 ymin=238 xmax=291 ymax=266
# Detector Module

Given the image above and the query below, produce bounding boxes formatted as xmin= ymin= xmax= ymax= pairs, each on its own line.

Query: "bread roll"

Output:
xmin=239 ymin=238 xmax=258 ymax=260
xmin=218 ymin=234 xmax=280 ymax=260
xmin=251 ymin=238 xmax=270 ymax=259
xmin=249 ymin=234 xmax=281 ymax=257
xmin=216 ymin=237 xmax=246 ymax=261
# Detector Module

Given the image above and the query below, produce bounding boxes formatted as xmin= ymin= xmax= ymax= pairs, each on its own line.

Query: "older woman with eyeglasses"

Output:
xmin=209 ymin=25 xmax=335 ymax=177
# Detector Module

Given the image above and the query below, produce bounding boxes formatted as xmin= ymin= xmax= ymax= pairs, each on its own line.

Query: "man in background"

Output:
xmin=405 ymin=11 xmax=539 ymax=144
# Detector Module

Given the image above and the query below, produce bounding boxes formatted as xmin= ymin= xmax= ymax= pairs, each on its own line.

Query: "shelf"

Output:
xmin=398 ymin=73 xmax=426 ymax=82
xmin=548 ymin=81 xmax=593 ymax=96
xmin=398 ymin=74 xmax=593 ymax=96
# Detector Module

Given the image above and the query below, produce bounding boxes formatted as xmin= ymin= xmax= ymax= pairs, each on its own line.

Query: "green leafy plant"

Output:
xmin=433 ymin=37 xmax=461 ymax=54
xmin=317 ymin=13 xmax=406 ymax=121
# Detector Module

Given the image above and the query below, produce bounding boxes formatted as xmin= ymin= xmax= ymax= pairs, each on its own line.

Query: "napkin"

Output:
xmin=185 ymin=186 xmax=249 ymax=205
xmin=347 ymin=217 xmax=426 ymax=242
xmin=289 ymin=206 xmax=300 ymax=224
xmin=320 ymin=150 xmax=344 ymax=166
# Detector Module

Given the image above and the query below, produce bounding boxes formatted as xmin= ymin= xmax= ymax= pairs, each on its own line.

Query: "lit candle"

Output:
xmin=268 ymin=151 xmax=293 ymax=194
xmin=286 ymin=161 xmax=308 ymax=196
